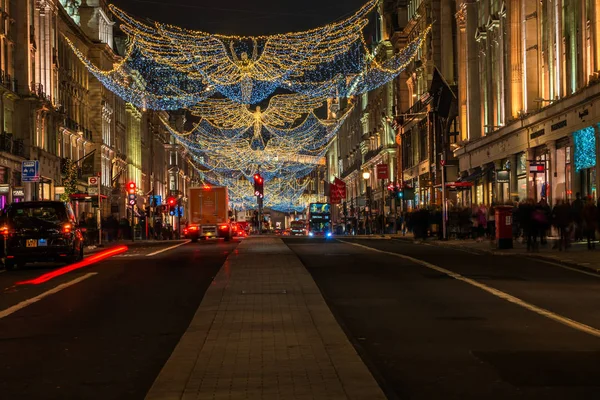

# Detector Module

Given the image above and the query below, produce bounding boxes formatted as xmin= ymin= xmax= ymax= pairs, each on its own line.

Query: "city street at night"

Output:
xmin=5 ymin=0 xmax=600 ymax=398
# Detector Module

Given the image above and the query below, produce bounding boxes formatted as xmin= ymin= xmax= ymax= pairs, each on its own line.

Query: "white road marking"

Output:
xmin=340 ymin=240 xmax=600 ymax=339
xmin=146 ymin=240 xmax=191 ymax=257
xmin=0 ymin=273 xmax=97 ymax=319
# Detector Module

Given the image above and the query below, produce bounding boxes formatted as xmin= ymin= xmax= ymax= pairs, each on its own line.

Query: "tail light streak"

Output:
xmin=16 ymin=245 xmax=128 ymax=286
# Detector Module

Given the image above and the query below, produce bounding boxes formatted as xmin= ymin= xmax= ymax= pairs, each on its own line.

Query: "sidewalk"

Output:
xmin=393 ymin=234 xmax=600 ymax=274
xmin=145 ymin=237 xmax=386 ymax=400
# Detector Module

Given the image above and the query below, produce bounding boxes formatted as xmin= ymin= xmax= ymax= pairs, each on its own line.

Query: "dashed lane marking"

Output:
xmin=0 ymin=273 xmax=98 ymax=319
xmin=146 ymin=240 xmax=191 ymax=257
xmin=339 ymin=240 xmax=600 ymax=339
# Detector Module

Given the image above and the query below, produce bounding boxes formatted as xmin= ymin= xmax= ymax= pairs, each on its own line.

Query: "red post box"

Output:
xmin=495 ymin=205 xmax=513 ymax=249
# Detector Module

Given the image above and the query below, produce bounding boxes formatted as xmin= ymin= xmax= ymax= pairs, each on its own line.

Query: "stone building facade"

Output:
xmin=454 ymin=0 xmax=600 ymax=207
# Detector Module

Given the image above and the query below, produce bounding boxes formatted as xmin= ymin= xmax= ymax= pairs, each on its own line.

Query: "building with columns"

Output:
xmin=454 ymin=0 xmax=600 ymax=206
xmin=326 ymin=0 xmax=400 ymax=231
xmin=394 ymin=0 xmax=459 ymax=209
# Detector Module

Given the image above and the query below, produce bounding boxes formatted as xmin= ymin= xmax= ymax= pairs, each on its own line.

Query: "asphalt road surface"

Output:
xmin=0 ymin=239 xmax=239 ymax=400
xmin=284 ymin=237 xmax=600 ymax=400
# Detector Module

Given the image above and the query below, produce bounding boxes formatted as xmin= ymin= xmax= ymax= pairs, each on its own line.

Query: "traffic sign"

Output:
xmin=22 ymin=160 xmax=40 ymax=182
xmin=88 ymin=177 xmax=98 ymax=186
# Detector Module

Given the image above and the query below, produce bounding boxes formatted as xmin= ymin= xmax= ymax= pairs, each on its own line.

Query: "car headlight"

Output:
xmin=308 ymin=232 xmax=314 ymax=237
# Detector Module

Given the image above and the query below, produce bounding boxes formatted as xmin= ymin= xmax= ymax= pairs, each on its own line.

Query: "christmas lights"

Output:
xmin=573 ymin=126 xmax=597 ymax=172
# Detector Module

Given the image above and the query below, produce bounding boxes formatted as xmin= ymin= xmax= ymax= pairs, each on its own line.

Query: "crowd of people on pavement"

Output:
xmin=79 ymin=213 xmax=178 ymax=245
xmin=396 ymin=192 xmax=600 ymax=252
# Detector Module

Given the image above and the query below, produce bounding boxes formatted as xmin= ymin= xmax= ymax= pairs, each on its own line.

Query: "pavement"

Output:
xmin=145 ymin=237 xmax=386 ymax=400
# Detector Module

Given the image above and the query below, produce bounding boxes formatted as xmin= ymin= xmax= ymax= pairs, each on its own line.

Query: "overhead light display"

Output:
xmin=67 ymin=1 xmax=429 ymax=211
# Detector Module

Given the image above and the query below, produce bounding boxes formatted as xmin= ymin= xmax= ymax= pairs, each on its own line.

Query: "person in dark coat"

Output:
xmin=551 ymin=199 xmax=571 ymax=251
xmin=519 ymin=199 xmax=536 ymax=251
xmin=582 ymin=196 xmax=598 ymax=250
xmin=571 ymin=192 xmax=584 ymax=241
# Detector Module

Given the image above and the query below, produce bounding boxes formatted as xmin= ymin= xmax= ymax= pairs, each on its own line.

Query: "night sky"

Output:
xmin=110 ymin=0 xmax=371 ymax=36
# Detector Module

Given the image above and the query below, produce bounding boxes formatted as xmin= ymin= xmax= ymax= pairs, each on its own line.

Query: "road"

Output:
xmin=284 ymin=237 xmax=600 ymax=400
xmin=0 ymin=239 xmax=239 ymax=400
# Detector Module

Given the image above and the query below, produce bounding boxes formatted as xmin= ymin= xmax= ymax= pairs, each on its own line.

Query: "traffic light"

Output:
xmin=127 ymin=181 xmax=137 ymax=206
xmin=167 ymin=196 xmax=177 ymax=215
xmin=253 ymin=173 xmax=264 ymax=199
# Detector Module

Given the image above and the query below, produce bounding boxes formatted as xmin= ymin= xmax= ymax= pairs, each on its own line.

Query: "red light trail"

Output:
xmin=16 ymin=245 xmax=128 ymax=286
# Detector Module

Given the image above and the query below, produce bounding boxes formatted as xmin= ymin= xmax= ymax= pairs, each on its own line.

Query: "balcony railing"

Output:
xmin=364 ymin=146 xmax=383 ymax=163
xmin=0 ymin=132 xmax=25 ymax=158
xmin=340 ymin=159 xmax=361 ymax=179
xmin=0 ymin=71 xmax=17 ymax=93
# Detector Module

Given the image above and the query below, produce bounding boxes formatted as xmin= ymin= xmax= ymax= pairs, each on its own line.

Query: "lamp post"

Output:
xmin=362 ymin=171 xmax=371 ymax=235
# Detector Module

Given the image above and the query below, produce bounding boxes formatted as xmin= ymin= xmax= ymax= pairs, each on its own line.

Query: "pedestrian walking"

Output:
xmin=571 ymin=192 xmax=584 ymax=241
xmin=583 ymin=196 xmax=598 ymax=250
xmin=551 ymin=199 xmax=571 ymax=251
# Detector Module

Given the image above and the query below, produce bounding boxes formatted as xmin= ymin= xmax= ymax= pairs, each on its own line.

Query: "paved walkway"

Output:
xmin=145 ymin=237 xmax=386 ymax=400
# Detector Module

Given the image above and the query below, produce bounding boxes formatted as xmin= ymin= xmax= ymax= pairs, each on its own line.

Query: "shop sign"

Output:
xmin=529 ymin=163 xmax=545 ymax=173
xmin=12 ymin=187 xmax=25 ymax=198
xmin=55 ymin=186 xmax=65 ymax=195
xmin=530 ymin=129 xmax=545 ymax=140
xmin=0 ymin=184 xmax=9 ymax=194
xmin=551 ymin=120 xmax=567 ymax=131
xmin=496 ymin=170 xmax=510 ymax=183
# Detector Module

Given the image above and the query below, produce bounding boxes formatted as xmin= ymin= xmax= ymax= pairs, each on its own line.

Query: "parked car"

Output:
xmin=1 ymin=201 xmax=84 ymax=270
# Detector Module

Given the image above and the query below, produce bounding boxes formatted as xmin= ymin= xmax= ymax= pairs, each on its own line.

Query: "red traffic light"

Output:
xmin=127 ymin=181 xmax=136 ymax=194
xmin=253 ymin=173 xmax=263 ymax=184
xmin=167 ymin=197 xmax=177 ymax=206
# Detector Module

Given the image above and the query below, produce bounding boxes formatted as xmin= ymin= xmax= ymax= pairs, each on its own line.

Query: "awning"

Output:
xmin=457 ymin=164 xmax=494 ymax=183
xmin=69 ymin=193 xmax=108 ymax=201
xmin=435 ymin=182 xmax=474 ymax=189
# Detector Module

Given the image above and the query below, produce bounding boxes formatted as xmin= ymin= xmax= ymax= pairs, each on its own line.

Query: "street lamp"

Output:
xmin=362 ymin=171 xmax=371 ymax=235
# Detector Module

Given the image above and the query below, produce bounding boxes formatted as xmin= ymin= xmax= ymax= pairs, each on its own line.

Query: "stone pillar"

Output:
xmin=570 ymin=134 xmax=581 ymax=200
xmin=465 ymin=0 xmax=482 ymax=140
xmin=546 ymin=140 xmax=556 ymax=206
xmin=508 ymin=0 xmax=523 ymax=118
xmin=526 ymin=147 xmax=535 ymax=201
xmin=595 ymin=125 xmax=600 ymax=201
xmin=456 ymin=4 xmax=468 ymax=141
xmin=510 ymin=153 xmax=518 ymax=202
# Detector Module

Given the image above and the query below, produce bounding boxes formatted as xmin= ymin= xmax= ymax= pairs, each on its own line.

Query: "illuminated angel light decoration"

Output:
xmin=189 ymin=93 xmax=325 ymax=147
xmin=108 ymin=0 xmax=378 ymax=104
xmin=161 ymin=102 xmax=353 ymax=176
xmin=64 ymin=36 xmax=214 ymax=110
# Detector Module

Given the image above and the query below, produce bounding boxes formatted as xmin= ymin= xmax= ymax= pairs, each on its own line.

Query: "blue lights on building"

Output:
xmin=573 ymin=126 xmax=597 ymax=172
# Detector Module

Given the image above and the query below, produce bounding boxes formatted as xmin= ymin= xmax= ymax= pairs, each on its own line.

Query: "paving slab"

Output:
xmin=145 ymin=237 xmax=386 ymax=400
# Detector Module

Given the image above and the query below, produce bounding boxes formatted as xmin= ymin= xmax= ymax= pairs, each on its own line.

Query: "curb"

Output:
xmin=392 ymin=237 xmax=600 ymax=276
